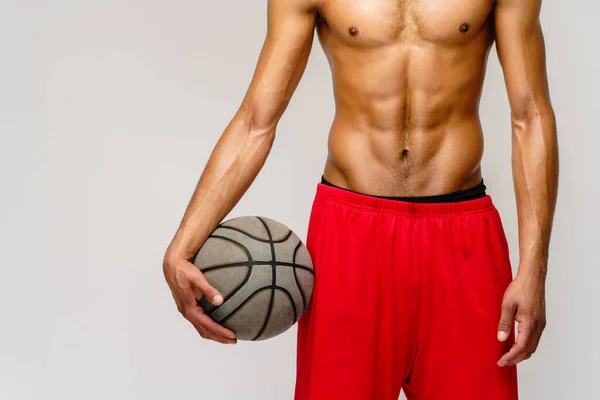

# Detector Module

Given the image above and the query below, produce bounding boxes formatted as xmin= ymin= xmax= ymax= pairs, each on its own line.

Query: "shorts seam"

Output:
xmin=316 ymin=194 xmax=496 ymax=218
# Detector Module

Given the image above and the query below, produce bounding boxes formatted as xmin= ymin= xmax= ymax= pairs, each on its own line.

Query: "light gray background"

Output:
xmin=0 ymin=1 xmax=598 ymax=399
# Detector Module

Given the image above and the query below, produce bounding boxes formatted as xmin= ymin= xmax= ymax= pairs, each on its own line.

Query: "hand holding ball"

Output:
xmin=192 ymin=216 xmax=314 ymax=341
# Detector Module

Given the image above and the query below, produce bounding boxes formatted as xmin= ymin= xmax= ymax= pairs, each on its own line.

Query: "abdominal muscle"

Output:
xmin=318 ymin=21 xmax=493 ymax=197
xmin=324 ymin=114 xmax=485 ymax=197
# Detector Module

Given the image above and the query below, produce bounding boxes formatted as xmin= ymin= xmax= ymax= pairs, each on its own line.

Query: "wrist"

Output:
xmin=516 ymin=259 xmax=548 ymax=281
xmin=164 ymin=234 xmax=193 ymax=267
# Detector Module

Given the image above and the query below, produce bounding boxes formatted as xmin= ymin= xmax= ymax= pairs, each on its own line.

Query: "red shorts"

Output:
xmin=295 ymin=182 xmax=518 ymax=400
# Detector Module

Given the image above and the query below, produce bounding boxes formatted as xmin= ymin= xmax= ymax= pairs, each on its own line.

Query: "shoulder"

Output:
xmin=494 ymin=0 xmax=542 ymax=10
xmin=268 ymin=0 xmax=322 ymax=13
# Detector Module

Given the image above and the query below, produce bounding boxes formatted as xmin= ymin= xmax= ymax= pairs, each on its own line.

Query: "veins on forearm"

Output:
xmin=512 ymin=110 xmax=558 ymax=271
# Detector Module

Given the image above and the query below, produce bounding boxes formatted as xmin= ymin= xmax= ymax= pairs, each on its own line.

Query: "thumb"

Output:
xmin=498 ymin=300 xmax=516 ymax=342
xmin=190 ymin=266 xmax=224 ymax=306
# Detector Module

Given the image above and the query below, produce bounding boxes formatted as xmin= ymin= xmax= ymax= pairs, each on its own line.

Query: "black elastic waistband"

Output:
xmin=320 ymin=175 xmax=486 ymax=203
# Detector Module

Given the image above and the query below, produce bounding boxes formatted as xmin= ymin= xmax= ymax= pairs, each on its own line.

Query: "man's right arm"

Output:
xmin=163 ymin=0 xmax=319 ymax=344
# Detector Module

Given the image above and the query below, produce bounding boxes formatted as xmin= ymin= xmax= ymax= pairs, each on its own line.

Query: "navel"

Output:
xmin=459 ymin=23 xmax=470 ymax=33
xmin=348 ymin=26 xmax=359 ymax=36
xmin=401 ymin=149 xmax=409 ymax=158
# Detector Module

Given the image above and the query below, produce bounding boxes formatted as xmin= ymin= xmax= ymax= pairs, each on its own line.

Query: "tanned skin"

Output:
xmin=163 ymin=0 xmax=558 ymax=369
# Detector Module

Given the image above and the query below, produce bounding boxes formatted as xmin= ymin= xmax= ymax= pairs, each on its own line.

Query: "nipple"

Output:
xmin=348 ymin=26 xmax=359 ymax=36
xmin=459 ymin=23 xmax=470 ymax=33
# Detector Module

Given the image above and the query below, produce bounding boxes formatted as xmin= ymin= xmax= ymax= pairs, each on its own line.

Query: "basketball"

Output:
xmin=192 ymin=216 xmax=314 ymax=341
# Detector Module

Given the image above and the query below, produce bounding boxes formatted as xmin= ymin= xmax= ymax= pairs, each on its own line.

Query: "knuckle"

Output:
xmin=529 ymin=322 xmax=538 ymax=333
xmin=181 ymin=306 xmax=195 ymax=320
xmin=196 ymin=326 xmax=208 ymax=338
xmin=180 ymin=305 xmax=190 ymax=315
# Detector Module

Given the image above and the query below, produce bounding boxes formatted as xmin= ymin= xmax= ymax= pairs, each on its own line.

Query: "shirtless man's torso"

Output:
xmin=318 ymin=0 xmax=493 ymax=195
xmin=163 ymin=0 xmax=558 ymax=398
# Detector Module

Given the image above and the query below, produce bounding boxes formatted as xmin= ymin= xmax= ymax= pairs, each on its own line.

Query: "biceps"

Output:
xmin=240 ymin=7 xmax=315 ymax=132
xmin=495 ymin=1 xmax=551 ymax=120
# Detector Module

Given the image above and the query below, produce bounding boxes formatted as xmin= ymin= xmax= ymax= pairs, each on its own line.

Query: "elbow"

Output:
xmin=238 ymin=103 xmax=283 ymax=141
xmin=510 ymin=99 xmax=555 ymax=133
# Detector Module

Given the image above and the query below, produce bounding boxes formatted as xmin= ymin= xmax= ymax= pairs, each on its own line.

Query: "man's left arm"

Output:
xmin=493 ymin=0 xmax=559 ymax=367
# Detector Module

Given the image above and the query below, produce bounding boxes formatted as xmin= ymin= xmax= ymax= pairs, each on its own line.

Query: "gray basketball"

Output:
xmin=192 ymin=216 xmax=314 ymax=341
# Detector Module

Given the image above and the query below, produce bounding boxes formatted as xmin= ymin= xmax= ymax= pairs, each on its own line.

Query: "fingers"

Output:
xmin=191 ymin=269 xmax=224 ymax=306
xmin=193 ymin=324 xmax=237 ymax=345
xmin=167 ymin=260 xmax=235 ymax=344
xmin=497 ymin=300 xmax=516 ymax=342
xmin=527 ymin=324 xmax=544 ymax=354
xmin=180 ymin=302 xmax=237 ymax=344
xmin=495 ymin=276 xmax=547 ymax=366
xmin=195 ymin=311 xmax=237 ymax=340
xmin=498 ymin=317 xmax=532 ymax=367
xmin=522 ymin=317 xmax=545 ymax=357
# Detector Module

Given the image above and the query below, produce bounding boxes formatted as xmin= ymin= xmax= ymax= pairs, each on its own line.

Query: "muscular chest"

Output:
xmin=318 ymin=0 xmax=494 ymax=46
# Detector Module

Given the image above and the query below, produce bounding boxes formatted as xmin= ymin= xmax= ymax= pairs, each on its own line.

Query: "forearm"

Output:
xmin=511 ymin=105 xmax=558 ymax=278
xmin=166 ymin=113 xmax=275 ymax=262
